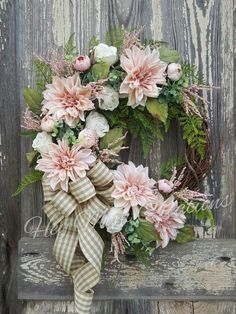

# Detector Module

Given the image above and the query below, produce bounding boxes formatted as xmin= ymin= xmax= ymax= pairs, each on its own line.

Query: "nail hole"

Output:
xmin=219 ymin=256 xmax=231 ymax=262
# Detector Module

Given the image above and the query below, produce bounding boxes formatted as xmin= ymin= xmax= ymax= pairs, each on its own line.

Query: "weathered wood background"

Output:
xmin=0 ymin=0 xmax=235 ymax=313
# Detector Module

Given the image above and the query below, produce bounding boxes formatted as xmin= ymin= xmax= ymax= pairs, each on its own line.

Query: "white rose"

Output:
xmin=100 ymin=207 xmax=128 ymax=234
xmin=85 ymin=111 xmax=109 ymax=138
xmin=94 ymin=43 xmax=117 ymax=66
xmin=40 ymin=115 xmax=55 ymax=132
xmin=167 ymin=63 xmax=182 ymax=81
xmin=98 ymin=86 xmax=119 ymax=111
xmin=32 ymin=132 xmax=53 ymax=155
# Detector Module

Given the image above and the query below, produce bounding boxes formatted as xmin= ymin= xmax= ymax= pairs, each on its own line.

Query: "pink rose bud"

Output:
xmin=167 ymin=63 xmax=182 ymax=81
xmin=40 ymin=115 xmax=55 ymax=133
xmin=157 ymin=179 xmax=174 ymax=194
xmin=73 ymin=55 xmax=91 ymax=72
xmin=76 ymin=128 xmax=98 ymax=149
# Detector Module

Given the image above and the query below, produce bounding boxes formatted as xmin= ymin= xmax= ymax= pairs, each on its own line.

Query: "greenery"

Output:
xmin=23 ymin=88 xmax=43 ymax=115
xmin=159 ymin=156 xmax=185 ymax=179
xmin=182 ymin=201 xmax=215 ymax=229
xmin=175 ymin=224 xmax=195 ymax=244
xmin=179 ymin=114 xmax=207 ymax=159
xmin=123 ymin=219 xmax=158 ymax=265
xmin=33 ymin=58 xmax=52 ymax=92
xmin=12 ymin=170 xmax=43 ymax=196
xmin=64 ymin=33 xmax=77 ymax=61
xmin=99 ymin=127 xmax=124 ymax=153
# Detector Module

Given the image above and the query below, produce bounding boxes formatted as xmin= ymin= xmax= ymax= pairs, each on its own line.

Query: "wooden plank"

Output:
xmin=0 ymin=0 xmax=22 ymax=313
xmin=193 ymin=301 xmax=236 ymax=314
xmin=160 ymin=0 xmax=236 ymax=238
xmin=159 ymin=301 xmax=193 ymax=314
xmin=18 ymin=0 xmax=107 ymax=236
xmin=22 ymin=300 xmax=154 ymax=314
xmin=18 ymin=238 xmax=236 ymax=301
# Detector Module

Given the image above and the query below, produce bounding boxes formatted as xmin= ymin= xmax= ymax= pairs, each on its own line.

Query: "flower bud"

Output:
xmin=157 ymin=179 xmax=174 ymax=194
xmin=167 ymin=63 xmax=182 ymax=81
xmin=40 ymin=115 xmax=55 ymax=132
xmin=76 ymin=128 xmax=98 ymax=149
xmin=73 ymin=55 xmax=91 ymax=72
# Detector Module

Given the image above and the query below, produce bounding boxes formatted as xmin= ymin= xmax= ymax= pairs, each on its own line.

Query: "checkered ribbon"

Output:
xmin=42 ymin=160 xmax=114 ymax=314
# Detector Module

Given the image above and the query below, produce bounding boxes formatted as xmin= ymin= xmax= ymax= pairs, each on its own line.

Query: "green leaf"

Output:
xmin=175 ymin=225 xmax=195 ymax=244
xmin=12 ymin=170 xmax=43 ymax=197
xmin=20 ymin=130 xmax=38 ymax=139
xmin=99 ymin=127 xmax=123 ymax=153
xmin=64 ymin=33 xmax=76 ymax=56
xmin=136 ymin=219 xmax=160 ymax=242
xmin=159 ymin=46 xmax=180 ymax=63
xmin=33 ymin=58 xmax=52 ymax=92
xmin=105 ymin=28 xmax=126 ymax=54
xmin=146 ymin=98 xmax=168 ymax=126
xmin=90 ymin=62 xmax=111 ymax=80
xmin=23 ymin=88 xmax=43 ymax=115
xmin=89 ymin=35 xmax=99 ymax=50
xmin=26 ymin=151 xmax=40 ymax=167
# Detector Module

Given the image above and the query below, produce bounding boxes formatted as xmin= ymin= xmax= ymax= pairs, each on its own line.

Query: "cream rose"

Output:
xmin=98 ymin=86 xmax=119 ymax=111
xmin=94 ymin=43 xmax=117 ymax=66
xmin=32 ymin=132 xmax=53 ymax=155
xmin=85 ymin=111 xmax=109 ymax=138
xmin=100 ymin=207 xmax=128 ymax=234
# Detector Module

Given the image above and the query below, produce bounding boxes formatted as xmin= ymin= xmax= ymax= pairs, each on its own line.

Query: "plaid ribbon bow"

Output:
xmin=42 ymin=160 xmax=114 ymax=314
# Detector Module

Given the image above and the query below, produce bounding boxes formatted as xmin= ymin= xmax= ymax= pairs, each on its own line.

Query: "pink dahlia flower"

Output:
xmin=120 ymin=46 xmax=167 ymax=108
xmin=145 ymin=194 xmax=186 ymax=248
xmin=36 ymin=139 xmax=96 ymax=192
xmin=111 ymin=161 xmax=156 ymax=219
xmin=42 ymin=74 xmax=94 ymax=127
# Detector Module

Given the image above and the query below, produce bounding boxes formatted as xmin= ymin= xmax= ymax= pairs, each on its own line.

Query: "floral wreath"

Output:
xmin=15 ymin=29 xmax=214 ymax=314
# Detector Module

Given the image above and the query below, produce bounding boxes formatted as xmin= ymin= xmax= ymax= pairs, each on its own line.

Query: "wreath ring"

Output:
xmin=16 ymin=29 xmax=213 ymax=314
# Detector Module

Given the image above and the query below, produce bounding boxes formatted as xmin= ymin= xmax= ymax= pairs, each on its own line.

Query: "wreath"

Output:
xmin=15 ymin=29 xmax=214 ymax=314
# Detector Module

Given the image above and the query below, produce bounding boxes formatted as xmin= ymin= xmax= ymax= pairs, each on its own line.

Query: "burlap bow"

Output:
xmin=42 ymin=160 xmax=114 ymax=314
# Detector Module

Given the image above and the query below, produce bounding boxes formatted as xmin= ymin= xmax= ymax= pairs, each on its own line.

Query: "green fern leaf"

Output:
xmin=64 ymin=33 xmax=76 ymax=56
xmin=12 ymin=170 xmax=43 ymax=197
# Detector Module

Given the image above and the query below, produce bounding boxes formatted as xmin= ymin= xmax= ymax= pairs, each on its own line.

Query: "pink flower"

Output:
xmin=21 ymin=109 xmax=41 ymax=131
xmin=145 ymin=194 xmax=186 ymax=248
xmin=120 ymin=46 xmax=167 ymax=108
xmin=41 ymin=115 xmax=55 ymax=132
xmin=157 ymin=179 xmax=174 ymax=194
xmin=76 ymin=128 xmax=98 ymax=149
xmin=111 ymin=161 xmax=156 ymax=219
xmin=42 ymin=74 xmax=95 ymax=127
xmin=35 ymin=139 xmax=96 ymax=192
xmin=73 ymin=55 xmax=91 ymax=72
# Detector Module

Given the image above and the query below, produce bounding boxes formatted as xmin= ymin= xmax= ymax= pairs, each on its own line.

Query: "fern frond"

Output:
xmin=64 ymin=33 xmax=76 ymax=55
xmin=12 ymin=170 xmax=43 ymax=197
xmin=159 ymin=156 xmax=185 ymax=179
xmin=33 ymin=58 xmax=52 ymax=92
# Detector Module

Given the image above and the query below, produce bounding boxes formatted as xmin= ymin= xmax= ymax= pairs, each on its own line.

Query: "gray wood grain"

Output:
xmin=18 ymin=238 xmax=236 ymax=301
xmin=0 ymin=0 xmax=22 ymax=313
xmin=193 ymin=301 xmax=236 ymax=314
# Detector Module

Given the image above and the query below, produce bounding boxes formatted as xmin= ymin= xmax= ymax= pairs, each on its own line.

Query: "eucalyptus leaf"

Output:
xmin=99 ymin=127 xmax=123 ymax=153
xmin=175 ymin=225 xmax=195 ymax=244
xmin=146 ymin=98 xmax=168 ymax=126
xmin=23 ymin=88 xmax=43 ymax=115
xmin=159 ymin=46 xmax=180 ymax=63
